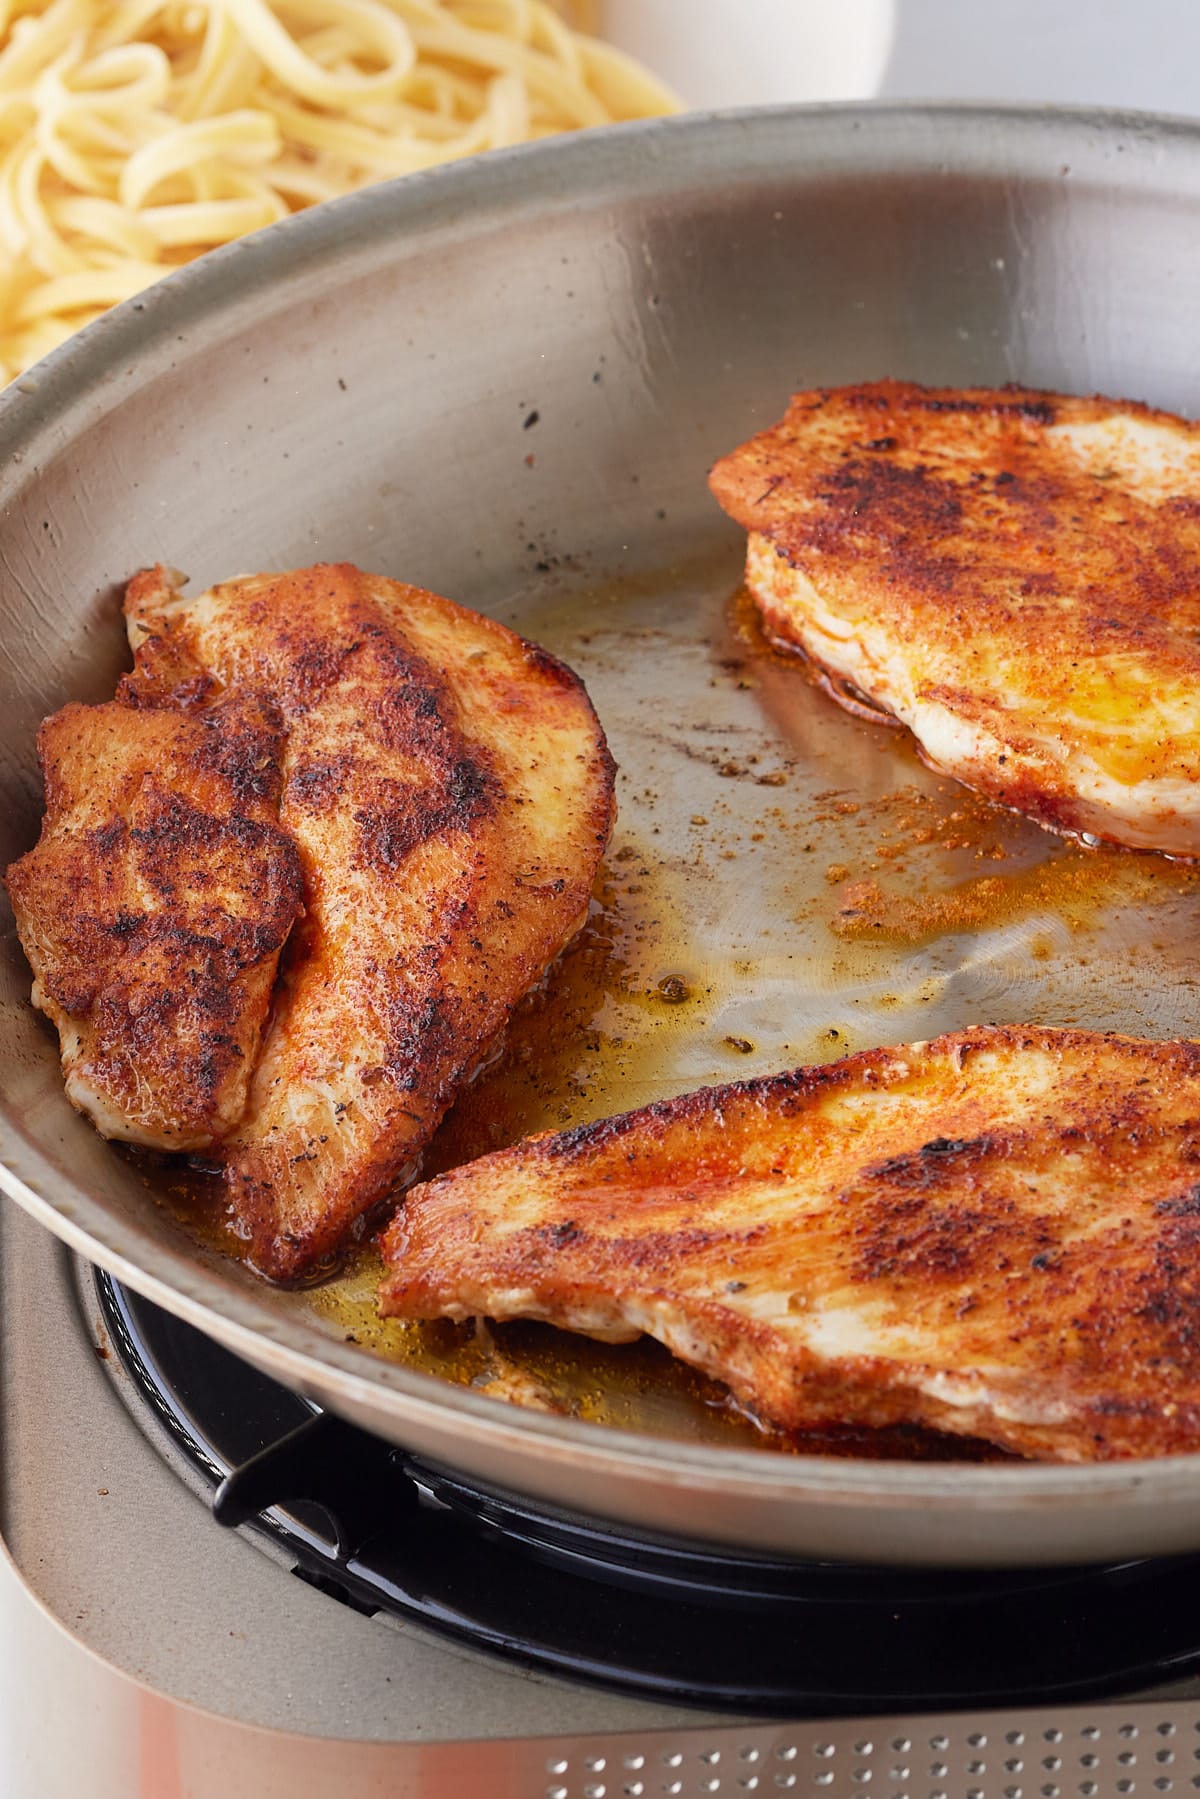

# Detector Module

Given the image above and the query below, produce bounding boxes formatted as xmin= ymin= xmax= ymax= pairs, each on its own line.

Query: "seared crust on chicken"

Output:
xmin=708 ymin=381 xmax=1200 ymax=856
xmin=380 ymin=1026 xmax=1200 ymax=1461
xmin=124 ymin=564 xmax=616 ymax=1280
xmin=4 ymin=692 xmax=302 ymax=1149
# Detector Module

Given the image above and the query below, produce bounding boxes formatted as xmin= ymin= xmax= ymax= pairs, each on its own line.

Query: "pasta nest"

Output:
xmin=0 ymin=0 xmax=676 ymax=378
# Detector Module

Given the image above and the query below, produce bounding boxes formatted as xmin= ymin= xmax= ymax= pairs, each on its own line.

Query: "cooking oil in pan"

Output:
xmin=139 ymin=554 xmax=1200 ymax=1460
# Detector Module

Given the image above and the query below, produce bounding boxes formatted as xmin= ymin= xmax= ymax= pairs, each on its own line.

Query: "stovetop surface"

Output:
xmin=94 ymin=1258 xmax=1200 ymax=1720
xmin=7 ymin=1198 xmax=1200 ymax=1759
xmin=0 ymin=1200 xmax=720 ymax=1742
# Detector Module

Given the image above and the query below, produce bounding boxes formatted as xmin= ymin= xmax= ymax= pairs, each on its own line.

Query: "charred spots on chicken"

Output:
xmin=278 ymin=632 xmax=362 ymax=712
xmin=121 ymin=791 xmax=301 ymax=951
xmin=541 ymin=1094 xmax=685 ymax=1161
xmin=602 ymin=1226 xmax=724 ymax=1270
xmin=379 ymin=990 xmax=460 ymax=1089
xmin=869 ymin=1132 xmax=999 ymax=1188
xmin=851 ymin=1189 xmax=1027 ymax=1285
xmin=804 ymin=464 xmax=969 ymax=592
xmin=447 ymin=755 xmax=492 ymax=815
xmin=288 ymin=753 xmax=351 ymax=811
xmin=131 ymin=785 xmax=295 ymax=869
xmin=538 ymin=1219 xmax=582 ymax=1247
xmin=365 ymin=659 xmax=453 ymax=747
xmin=819 ymin=454 xmax=963 ymax=525
xmin=1133 ymin=1230 xmax=1200 ymax=1350
xmin=89 ymin=818 xmax=125 ymax=858
xmin=354 ymin=753 xmax=499 ymax=873
xmin=1156 ymin=1185 xmax=1200 ymax=1217
xmin=1089 ymin=1395 xmax=1161 ymax=1419
xmin=86 ymin=975 xmax=251 ymax=1117
xmin=538 ymin=1066 xmax=823 ymax=1166
xmin=912 ymin=393 xmax=1058 ymax=427
xmin=195 ymin=700 xmax=287 ymax=804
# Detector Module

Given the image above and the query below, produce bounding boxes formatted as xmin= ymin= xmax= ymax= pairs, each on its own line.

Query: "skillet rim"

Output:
xmin=5 ymin=99 xmax=1200 ymax=1533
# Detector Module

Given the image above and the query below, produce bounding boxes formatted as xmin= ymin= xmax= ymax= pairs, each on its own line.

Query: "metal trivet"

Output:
xmin=95 ymin=1267 xmax=1200 ymax=1718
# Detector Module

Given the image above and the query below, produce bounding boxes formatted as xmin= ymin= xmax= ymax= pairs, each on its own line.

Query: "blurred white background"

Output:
xmin=601 ymin=0 xmax=1200 ymax=116
xmin=601 ymin=0 xmax=895 ymax=109
xmin=881 ymin=0 xmax=1200 ymax=112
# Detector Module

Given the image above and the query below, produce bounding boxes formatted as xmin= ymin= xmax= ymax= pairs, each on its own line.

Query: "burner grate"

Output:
xmin=95 ymin=1267 xmax=1200 ymax=1718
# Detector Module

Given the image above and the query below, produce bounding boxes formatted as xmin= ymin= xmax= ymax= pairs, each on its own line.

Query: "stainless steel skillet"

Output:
xmin=4 ymin=102 xmax=1200 ymax=1568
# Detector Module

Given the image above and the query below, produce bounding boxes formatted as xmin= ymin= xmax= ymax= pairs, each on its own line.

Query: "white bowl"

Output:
xmin=601 ymin=0 xmax=895 ymax=108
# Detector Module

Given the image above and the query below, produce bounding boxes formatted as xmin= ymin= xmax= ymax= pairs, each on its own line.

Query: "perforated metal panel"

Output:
xmin=507 ymin=1703 xmax=1200 ymax=1799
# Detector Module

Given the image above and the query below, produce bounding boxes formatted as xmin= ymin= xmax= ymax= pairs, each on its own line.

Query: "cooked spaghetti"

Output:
xmin=0 ymin=0 xmax=677 ymax=380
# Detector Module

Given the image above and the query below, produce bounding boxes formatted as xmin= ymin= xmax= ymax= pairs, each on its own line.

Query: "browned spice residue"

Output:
xmin=830 ymin=844 xmax=1200 ymax=946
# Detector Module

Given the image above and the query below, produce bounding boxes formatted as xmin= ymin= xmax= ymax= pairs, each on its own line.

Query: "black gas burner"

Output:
xmin=96 ymin=1267 xmax=1200 ymax=1715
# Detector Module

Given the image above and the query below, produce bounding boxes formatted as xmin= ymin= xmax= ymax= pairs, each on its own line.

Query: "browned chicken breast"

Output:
xmin=708 ymin=381 xmax=1200 ymax=856
xmin=122 ymin=564 xmax=616 ymax=1280
xmin=5 ymin=691 xmax=302 ymax=1149
xmin=380 ymin=1026 xmax=1200 ymax=1461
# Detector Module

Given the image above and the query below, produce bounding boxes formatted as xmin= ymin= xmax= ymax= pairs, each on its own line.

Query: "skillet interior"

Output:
xmin=4 ymin=103 xmax=1200 ymax=1564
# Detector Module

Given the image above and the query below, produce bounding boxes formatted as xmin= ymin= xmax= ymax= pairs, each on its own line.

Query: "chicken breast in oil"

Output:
xmin=5 ymin=689 xmax=302 ymax=1150
xmin=380 ymin=1026 xmax=1200 ymax=1461
xmin=124 ymin=564 xmax=616 ymax=1280
xmin=708 ymin=381 xmax=1200 ymax=856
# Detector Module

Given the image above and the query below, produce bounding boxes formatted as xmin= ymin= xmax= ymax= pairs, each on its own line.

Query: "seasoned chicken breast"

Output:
xmin=5 ymin=691 xmax=302 ymax=1149
xmin=708 ymin=381 xmax=1200 ymax=856
xmin=380 ymin=1026 xmax=1200 ymax=1462
xmin=123 ymin=564 xmax=616 ymax=1280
